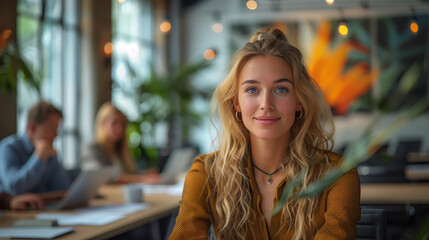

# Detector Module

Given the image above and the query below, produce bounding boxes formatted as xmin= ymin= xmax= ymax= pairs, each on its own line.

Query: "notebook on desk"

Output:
xmin=45 ymin=168 xmax=112 ymax=210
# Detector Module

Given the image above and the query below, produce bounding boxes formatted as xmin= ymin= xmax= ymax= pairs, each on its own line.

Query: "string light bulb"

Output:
xmin=160 ymin=20 xmax=171 ymax=33
xmin=212 ymin=23 xmax=223 ymax=33
xmin=246 ymin=0 xmax=257 ymax=10
xmin=203 ymin=49 xmax=216 ymax=60
xmin=104 ymin=42 xmax=113 ymax=57
xmin=338 ymin=20 xmax=348 ymax=37
xmin=325 ymin=0 xmax=334 ymax=5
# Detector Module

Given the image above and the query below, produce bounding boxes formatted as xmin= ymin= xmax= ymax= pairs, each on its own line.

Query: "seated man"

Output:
xmin=0 ymin=100 xmax=71 ymax=195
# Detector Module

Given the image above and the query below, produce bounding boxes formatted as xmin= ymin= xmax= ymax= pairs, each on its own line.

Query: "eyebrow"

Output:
xmin=241 ymin=78 xmax=293 ymax=85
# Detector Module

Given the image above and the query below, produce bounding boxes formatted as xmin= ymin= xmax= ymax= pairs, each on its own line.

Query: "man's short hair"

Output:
xmin=27 ymin=100 xmax=63 ymax=125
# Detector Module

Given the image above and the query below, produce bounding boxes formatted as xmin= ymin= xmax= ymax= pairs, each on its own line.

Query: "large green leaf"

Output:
xmin=0 ymin=41 xmax=40 ymax=95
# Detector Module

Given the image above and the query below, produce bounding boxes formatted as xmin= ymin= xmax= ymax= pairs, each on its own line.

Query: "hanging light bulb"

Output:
xmin=117 ymin=0 xmax=127 ymax=4
xmin=212 ymin=11 xmax=223 ymax=33
xmin=246 ymin=0 xmax=257 ymax=10
xmin=337 ymin=8 xmax=348 ymax=37
xmin=325 ymin=0 xmax=334 ymax=5
xmin=160 ymin=20 xmax=171 ymax=33
xmin=338 ymin=20 xmax=348 ymax=37
xmin=410 ymin=7 xmax=418 ymax=34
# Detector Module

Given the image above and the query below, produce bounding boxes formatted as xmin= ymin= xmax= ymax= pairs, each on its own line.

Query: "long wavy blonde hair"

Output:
xmin=95 ymin=102 xmax=137 ymax=174
xmin=208 ymin=28 xmax=335 ymax=239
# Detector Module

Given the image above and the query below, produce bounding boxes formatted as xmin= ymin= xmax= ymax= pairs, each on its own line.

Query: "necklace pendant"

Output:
xmin=267 ymin=176 xmax=273 ymax=184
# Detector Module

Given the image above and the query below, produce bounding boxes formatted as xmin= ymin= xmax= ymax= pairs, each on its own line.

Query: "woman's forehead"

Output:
xmin=238 ymin=55 xmax=293 ymax=82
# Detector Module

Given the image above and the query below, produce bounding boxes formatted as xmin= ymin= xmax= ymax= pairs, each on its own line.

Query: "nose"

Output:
xmin=260 ymin=91 xmax=274 ymax=110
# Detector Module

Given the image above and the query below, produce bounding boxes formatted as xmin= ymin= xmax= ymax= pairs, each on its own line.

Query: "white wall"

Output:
xmin=183 ymin=0 xmax=231 ymax=154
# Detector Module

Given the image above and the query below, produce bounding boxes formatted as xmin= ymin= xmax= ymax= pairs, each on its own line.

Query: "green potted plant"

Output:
xmin=120 ymin=60 xmax=213 ymax=168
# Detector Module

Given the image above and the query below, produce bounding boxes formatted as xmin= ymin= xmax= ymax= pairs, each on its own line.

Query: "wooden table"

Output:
xmin=0 ymin=185 xmax=181 ymax=240
xmin=361 ymin=182 xmax=429 ymax=204
xmin=2 ymin=182 xmax=428 ymax=239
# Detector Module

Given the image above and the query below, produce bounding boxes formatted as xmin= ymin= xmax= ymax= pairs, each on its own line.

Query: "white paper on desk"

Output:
xmin=0 ymin=227 xmax=74 ymax=239
xmin=76 ymin=203 xmax=149 ymax=215
xmin=141 ymin=179 xmax=185 ymax=196
xmin=36 ymin=212 xmax=124 ymax=225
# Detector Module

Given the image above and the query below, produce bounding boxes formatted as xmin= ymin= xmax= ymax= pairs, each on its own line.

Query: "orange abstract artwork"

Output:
xmin=307 ymin=21 xmax=379 ymax=115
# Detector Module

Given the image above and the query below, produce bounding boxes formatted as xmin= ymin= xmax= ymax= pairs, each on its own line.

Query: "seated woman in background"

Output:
xmin=81 ymin=102 xmax=160 ymax=184
xmin=169 ymin=28 xmax=360 ymax=240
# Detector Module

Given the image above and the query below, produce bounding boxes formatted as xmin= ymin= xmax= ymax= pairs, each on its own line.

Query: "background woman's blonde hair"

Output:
xmin=209 ymin=27 xmax=335 ymax=240
xmin=95 ymin=102 xmax=137 ymax=174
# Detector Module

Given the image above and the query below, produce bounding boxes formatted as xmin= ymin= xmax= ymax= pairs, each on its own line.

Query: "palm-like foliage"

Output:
xmin=119 ymin=60 xmax=212 ymax=166
xmin=0 ymin=35 xmax=40 ymax=95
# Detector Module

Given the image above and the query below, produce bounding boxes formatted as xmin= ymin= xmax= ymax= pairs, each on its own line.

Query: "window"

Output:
xmin=17 ymin=0 xmax=80 ymax=169
xmin=111 ymin=0 xmax=154 ymax=145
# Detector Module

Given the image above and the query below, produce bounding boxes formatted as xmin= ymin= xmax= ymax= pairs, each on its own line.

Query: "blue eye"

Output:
xmin=246 ymin=87 xmax=257 ymax=94
xmin=276 ymin=87 xmax=288 ymax=94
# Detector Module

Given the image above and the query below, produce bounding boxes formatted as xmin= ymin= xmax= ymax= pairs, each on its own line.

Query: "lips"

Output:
xmin=254 ymin=116 xmax=280 ymax=125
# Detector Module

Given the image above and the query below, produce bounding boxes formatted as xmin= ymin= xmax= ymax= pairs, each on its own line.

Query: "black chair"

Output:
xmin=357 ymin=208 xmax=389 ymax=240
xmin=166 ymin=208 xmax=389 ymax=239
xmin=357 ymin=143 xmax=410 ymax=183
xmin=395 ymin=139 xmax=422 ymax=161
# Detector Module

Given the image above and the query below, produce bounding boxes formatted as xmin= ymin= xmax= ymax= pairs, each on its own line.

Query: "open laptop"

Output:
xmin=45 ymin=168 xmax=112 ymax=210
xmin=160 ymin=147 xmax=197 ymax=184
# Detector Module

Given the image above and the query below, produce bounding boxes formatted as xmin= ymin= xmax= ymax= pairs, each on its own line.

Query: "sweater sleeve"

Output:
xmin=169 ymin=155 xmax=212 ymax=240
xmin=314 ymin=156 xmax=361 ymax=240
xmin=0 ymin=142 xmax=45 ymax=195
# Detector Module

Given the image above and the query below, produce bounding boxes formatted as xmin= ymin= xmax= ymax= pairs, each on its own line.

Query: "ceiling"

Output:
xmin=181 ymin=0 xmax=429 ymax=23
xmin=183 ymin=0 xmax=429 ymax=15
xmin=237 ymin=0 xmax=429 ymax=11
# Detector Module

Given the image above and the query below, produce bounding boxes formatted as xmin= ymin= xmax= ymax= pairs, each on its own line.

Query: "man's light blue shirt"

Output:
xmin=0 ymin=134 xmax=71 ymax=195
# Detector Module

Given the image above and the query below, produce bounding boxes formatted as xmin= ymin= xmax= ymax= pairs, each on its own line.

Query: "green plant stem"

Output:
xmin=272 ymin=99 xmax=428 ymax=217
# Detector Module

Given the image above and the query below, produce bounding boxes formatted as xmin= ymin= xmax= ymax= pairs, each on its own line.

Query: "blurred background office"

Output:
xmin=1 ymin=0 xmax=429 ymax=239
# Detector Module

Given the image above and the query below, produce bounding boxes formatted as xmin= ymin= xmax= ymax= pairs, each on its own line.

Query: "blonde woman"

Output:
xmin=81 ymin=102 xmax=160 ymax=184
xmin=169 ymin=28 xmax=360 ymax=239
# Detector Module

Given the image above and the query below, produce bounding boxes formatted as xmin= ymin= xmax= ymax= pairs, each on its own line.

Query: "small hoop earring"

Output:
xmin=235 ymin=111 xmax=242 ymax=122
xmin=296 ymin=111 xmax=303 ymax=120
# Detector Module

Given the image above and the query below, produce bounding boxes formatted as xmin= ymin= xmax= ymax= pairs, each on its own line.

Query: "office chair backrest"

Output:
xmin=357 ymin=208 xmax=388 ymax=240
xmin=166 ymin=208 xmax=389 ymax=239
xmin=395 ymin=139 xmax=422 ymax=161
